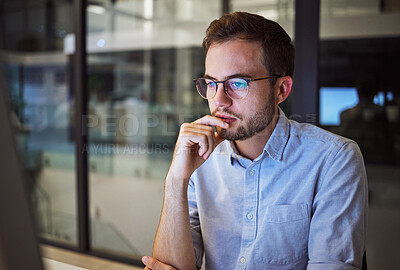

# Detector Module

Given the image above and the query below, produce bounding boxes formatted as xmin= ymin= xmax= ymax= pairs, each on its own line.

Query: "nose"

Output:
xmin=212 ymin=82 xmax=232 ymax=108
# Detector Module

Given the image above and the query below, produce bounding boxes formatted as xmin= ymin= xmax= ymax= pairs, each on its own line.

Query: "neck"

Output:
xmin=234 ymin=112 xmax=280 ymax=161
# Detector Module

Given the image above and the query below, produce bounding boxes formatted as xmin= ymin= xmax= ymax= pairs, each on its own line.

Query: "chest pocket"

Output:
xmin=255 ymin=204 xmax=309 ymax=267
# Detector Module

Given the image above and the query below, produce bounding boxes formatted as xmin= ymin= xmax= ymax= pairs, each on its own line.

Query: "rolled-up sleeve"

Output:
xmin=187 ymin=178 xmax=204 ymax=269
xmin=308 ymin=141 xmax=368 ymax=270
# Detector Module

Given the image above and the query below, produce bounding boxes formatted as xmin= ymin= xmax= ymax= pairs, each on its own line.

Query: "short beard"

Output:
xmin=216 ymin=92 xmax=276 ymax=141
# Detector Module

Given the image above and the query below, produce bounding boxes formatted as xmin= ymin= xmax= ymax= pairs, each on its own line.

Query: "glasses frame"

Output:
xmin=193 ymin=75 xmax=282 ymax=100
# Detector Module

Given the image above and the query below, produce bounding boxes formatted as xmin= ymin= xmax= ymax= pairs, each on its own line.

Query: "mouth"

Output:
xmin=215 ymin=114 xmax=237 ymax=124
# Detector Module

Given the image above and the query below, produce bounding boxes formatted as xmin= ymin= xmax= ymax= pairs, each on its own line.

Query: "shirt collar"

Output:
xmin=263 ymin=107 xmax=290 ymax=161
xmin=220 ymin=107 xmax=290 ymax=164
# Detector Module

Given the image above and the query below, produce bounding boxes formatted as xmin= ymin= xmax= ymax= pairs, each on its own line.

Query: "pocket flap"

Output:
xmin=265 ymin=204 xmax=308 ymax=223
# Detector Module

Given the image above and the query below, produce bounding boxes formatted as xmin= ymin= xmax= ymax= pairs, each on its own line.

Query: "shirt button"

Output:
xmin=249 ymin=169 xmax=255 ymax=176
xmin=246 ymin=213 xmax=253 ymax=220
xmin=240 ymin=257 xmax=246 ymax=264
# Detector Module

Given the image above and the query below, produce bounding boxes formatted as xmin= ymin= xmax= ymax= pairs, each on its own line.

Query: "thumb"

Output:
xmin=142 ymin=256 xmax=176 ymax=270
xmin=142 ymin=256 xmax=156 ymax=269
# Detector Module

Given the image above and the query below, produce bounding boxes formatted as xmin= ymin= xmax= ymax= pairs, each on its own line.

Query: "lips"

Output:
xmin=215 ymin=114 xmax=237 ymax=124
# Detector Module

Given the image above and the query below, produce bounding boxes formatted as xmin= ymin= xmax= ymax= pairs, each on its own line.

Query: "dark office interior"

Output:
xmin=1 ymin=0 xmax=399 ymax=269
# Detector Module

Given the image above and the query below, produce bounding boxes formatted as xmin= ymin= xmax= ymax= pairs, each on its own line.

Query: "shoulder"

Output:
xmin=288 ymin=120 xmax=356 ymax=151
xmin=285 ymin=120 xmax=365 ymax=169
xmin=287 ymin=122 xmax=366 ymax=196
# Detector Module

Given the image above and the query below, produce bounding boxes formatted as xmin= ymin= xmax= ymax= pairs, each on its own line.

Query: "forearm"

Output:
xmin=153 ymin=174 xmax=197 ymax=270
xmin=152 ymin=116 xmax=226 ymax=269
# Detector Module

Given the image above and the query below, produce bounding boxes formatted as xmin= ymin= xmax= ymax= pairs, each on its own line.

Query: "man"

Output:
xmin=143 ymin=12 xmax=368 ymax=270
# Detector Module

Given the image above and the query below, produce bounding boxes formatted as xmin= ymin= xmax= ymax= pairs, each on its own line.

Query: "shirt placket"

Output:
xmin=236 ymin=162 xmax=260 ymax=269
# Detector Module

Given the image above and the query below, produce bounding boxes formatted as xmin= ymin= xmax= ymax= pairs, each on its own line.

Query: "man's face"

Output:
xmin=205 ymin=39 xmax=278 ymax=141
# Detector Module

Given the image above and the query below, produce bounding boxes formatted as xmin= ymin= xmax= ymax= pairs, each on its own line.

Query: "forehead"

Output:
xmin=205 ymin=39 xmax=266 ymax=78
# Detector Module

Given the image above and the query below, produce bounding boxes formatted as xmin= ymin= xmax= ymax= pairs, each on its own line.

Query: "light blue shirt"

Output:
xmin=188 ymin=108 xmax=368 ymax=270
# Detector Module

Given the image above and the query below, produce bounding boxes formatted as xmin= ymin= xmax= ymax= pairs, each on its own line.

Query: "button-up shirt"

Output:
xmin=188 ymin=108 xmax=368 ymax=270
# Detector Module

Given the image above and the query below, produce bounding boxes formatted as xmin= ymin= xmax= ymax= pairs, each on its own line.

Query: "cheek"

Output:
xmin=247 ymin=93 xmax=273 ymax=112
xmin=208 ymin=101 xmax=214 ymax=112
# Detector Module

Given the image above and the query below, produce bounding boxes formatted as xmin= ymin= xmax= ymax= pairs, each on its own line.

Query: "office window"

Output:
xmin=319 ymin=87 xmax=359 ymax=126
xmin=87 ymin=0 xmax=218 ymax=258
xmin=0 ymin=0 xmax=77 ymax=246
xmin=319 ymin=1 xmax=400 ymax=268
xmin=231 ymin=0 xmax=295 ymax=39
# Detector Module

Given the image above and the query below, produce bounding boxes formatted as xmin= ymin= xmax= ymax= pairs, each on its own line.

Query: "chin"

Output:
xmin=217 ymin=129 xmax=239 ymax=141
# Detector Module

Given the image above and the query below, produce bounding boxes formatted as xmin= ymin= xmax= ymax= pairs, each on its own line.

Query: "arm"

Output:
xmin=307 ymin=141 xmax=368 ymax=270
xmin=152 ymin=116 xmax=227 ymax=270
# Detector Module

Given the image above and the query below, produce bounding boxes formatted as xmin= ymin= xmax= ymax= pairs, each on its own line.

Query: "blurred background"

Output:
xmin=0 ymin=0 xmax=399 ymax=269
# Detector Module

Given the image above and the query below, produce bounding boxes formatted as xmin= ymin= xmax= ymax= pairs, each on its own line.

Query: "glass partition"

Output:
xmin=231 ymin=0 xmax=295 ymax=39
xmin=87 ymin=0 xmax=218 ymax=258
xmin=319 ymin=1 xmax=400 ymax=268
xmin=231 ymin=0 xmax=295 ymax=20
xmin=0 ymin=0 xmax=77 ymax=246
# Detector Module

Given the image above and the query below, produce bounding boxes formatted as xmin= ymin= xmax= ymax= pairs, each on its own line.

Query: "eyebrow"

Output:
xmin=203 ymin=73 xmax=254 ymax=81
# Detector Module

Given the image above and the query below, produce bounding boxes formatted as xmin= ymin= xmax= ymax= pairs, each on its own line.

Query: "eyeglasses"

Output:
xmin=193 ymin=76 xmax=282 ymax=100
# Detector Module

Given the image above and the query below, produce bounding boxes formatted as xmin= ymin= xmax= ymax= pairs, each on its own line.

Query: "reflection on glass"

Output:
xmin=231 ymin=0 xmax=295 ymax=21
xmin=319 ymin=40 xmax=400 ymax=166
xmin=319 ymin=4 xmax=400 ymax=267
xmin=87 ymin=0 xmax=217 ymax=258
xmin=231 ymin=0 xmax=295 ymax=40
xmin=0 ymin=0 xmax=77 ymax=245
xmin=87 ymin=48 xmax=209 ymax=256
xmin=328 ymin=82 xmax=395 ymax=164
xmin=319 ymin=87 xmax=359 ymax=126
xmin=321 ymin=0 xmax=380 ymax=17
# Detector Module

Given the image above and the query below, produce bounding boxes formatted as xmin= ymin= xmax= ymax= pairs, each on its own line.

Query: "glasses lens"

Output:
xmin=196 ymin=79 xmax=216 ymax=99
xmin=225 ymin=78 xmax=248 ymax=99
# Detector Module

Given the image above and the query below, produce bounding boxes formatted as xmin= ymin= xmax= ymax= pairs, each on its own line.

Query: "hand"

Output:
xmin=168 ymin=115 xmax=228 ymax=181
xmin=142 ymin=256 xmax=178 ymax=270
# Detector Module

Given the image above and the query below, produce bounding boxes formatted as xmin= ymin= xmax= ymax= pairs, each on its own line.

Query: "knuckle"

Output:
xmin=201 ymin=125 xmax=213 ymax=132
xmin=180 ymin=123 xmax=189 ymax=131
xmin=146 ymin=258 xmax=156 ymax=269
xmin=200 ymin=134 xmax=209 ymax=143
xmin=152 ymin=261 xmax=161 ymax=270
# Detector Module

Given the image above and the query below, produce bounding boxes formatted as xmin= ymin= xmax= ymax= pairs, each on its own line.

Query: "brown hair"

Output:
xmin=203 ymin=12 xmax=295 ymax=78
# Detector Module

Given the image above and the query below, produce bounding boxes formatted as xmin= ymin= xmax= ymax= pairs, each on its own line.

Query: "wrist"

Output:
xmin=165 ymin=173 xmax=190 ymax=194
xmin=166 ymin=161 xmax=193 ymax=183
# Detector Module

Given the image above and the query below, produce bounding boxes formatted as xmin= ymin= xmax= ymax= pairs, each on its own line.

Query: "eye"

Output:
xmin=206 ymin=80 xmax=216 ymax=87
xmin=228 ymin=79 xmax=248 ymax=90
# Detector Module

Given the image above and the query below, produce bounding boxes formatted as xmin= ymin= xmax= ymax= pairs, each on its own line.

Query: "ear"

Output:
xmin=275 ymin=76 xmax=293 ymax=105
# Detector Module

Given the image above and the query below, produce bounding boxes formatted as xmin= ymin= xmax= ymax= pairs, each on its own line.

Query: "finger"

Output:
xmin=178 ymin=121 xmax=223 ymax=159
xmin=181 ymin=124 xmax=214 ymax=137
xmin=184 ymin=127 xmax=225 ymax=160
xmin=202 ymin=130 xmax=216 ymax=160
xmin=142 ymin=256 xmax=176 ymax=270
xmin=194 ymin=115 xmax=229 ymax=129
xmin=215 ymin=132 xmax=225 ymax=146
xmin=179 ymin=123 xmax=214 ymax=141
xmin=180 ymin=126 xmax=215 ymax=156
xmin=142 ymin=256 xmax=152 ymax=268
xmin=203 ymin=131 xmax=227 ymax=160
xmin=179 ymin=131 xmax=210 ymax=157
xmin=197 ymin=133 xmax=212 ymax=157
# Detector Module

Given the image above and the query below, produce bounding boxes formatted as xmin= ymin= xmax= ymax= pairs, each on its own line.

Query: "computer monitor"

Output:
xmin=319 ymin=87 xmax=359 ymax=126
xmin=0 ymin=72 xmax=44 ymax=270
